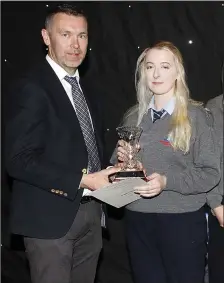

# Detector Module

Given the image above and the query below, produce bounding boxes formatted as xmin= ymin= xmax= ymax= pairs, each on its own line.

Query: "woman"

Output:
xmin=111 ymin=41 xmax=221 ymax=283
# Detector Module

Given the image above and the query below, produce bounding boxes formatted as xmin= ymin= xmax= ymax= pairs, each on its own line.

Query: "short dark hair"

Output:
xmin=45 ymin=3 xmax=87 ymax=30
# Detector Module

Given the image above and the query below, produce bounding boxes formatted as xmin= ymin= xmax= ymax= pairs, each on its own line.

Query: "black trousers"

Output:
xmin=208 ymin=211 xmax=224 ymax=283
xmin=24 ymin=200 xmax=102 ymax=283
xmin=125 ymin=207 xmax=207 ymax=283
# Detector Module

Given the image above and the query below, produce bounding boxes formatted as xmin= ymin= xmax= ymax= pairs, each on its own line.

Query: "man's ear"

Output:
xmin=41 ymin=29 xmax=50 ymax=46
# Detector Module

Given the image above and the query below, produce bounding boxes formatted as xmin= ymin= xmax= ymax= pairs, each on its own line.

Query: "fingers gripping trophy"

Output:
xmin=114 ymin=126 xmax=146 ymax=181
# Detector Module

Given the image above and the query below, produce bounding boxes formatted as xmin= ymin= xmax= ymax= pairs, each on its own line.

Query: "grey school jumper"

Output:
xmin=206 ymin=94 xmax=223 ymax=209
xmin=111 ymin=104 xmax=221 ymax=213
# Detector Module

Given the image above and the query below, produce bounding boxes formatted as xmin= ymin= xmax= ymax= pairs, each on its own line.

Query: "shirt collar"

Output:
xmin=46 ymin=54 xmax=80 ymax=82
xmin=148 ymin=95 xmax=176 ymax=115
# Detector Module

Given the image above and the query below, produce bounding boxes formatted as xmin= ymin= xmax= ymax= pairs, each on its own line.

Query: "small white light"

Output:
xmin=188 ymin=40 xmax=193 ymax=44
xmin=1 ymin=244 xmax=2 ymax=247
xmin=46 ymin=4 xmax=49 ymax=7
xmin=89 ymin=48 xmax=92 ymax=51
xmin=129 ymin=5 xmax=131 ymax=8
xmin=137 ymin=46 xmax=140 ymax=49
xmin=222 ymin=3 xmax=224 ymax=6
xmin=4 ymin=59 xmax=7 ymax=62
xmin=107 ymin=128 xmax=110 ymax=131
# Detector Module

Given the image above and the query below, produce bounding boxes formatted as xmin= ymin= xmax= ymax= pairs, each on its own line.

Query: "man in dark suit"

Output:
xmin=4 ymin=4 xmax=119 ymax=283
xmin=206 ymin=93 xmax=224 ymax=283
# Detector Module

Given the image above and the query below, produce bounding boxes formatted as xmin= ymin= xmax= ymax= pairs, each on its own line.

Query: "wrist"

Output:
xmin=80 ymin=172 xmax=90 ymax=189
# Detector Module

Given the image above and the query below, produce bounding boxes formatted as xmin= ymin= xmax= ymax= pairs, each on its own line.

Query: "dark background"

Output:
xmin=1 ymin=1 xmax=224 ymax=283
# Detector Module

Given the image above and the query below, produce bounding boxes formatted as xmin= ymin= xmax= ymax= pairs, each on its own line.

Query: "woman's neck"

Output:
xmin=154 ymin=93 xmax=174 ymax=111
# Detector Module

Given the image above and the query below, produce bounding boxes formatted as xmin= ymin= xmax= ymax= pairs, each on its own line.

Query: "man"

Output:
xmin=4 ymin=4 xmax=119 ymax=283
xmin=206 ymin=93 xmax=224 ymax=283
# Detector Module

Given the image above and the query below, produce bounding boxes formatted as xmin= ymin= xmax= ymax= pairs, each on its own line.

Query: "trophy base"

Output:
xmin=114 ymin=170 xmax=145 ymax=181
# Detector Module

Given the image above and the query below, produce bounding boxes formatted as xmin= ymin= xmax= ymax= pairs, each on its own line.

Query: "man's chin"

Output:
xmin=66 ymin=60 xmax=84 ymax=68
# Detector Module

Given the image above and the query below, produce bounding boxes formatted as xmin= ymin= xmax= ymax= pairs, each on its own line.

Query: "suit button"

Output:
xmin=59 ymin=191 xmax=63 ymax=195
xmin=82 ymin=168 xmax=87 ymax=174
xmin=64 ymin=193 xmax=68 ymax=197
xmin=56 ymin=190 xmax=59 ymax=194
xmin=51 ymin=189 xmax=55 ymax=193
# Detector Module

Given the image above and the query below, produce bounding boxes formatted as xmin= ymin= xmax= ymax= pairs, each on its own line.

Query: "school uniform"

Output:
xmin=111 ymin=96 xmax=221 ymax=283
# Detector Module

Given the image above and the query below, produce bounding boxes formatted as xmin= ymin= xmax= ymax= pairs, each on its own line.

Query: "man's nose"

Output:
xmin=71 ymin=38 xmax=79 ymax=49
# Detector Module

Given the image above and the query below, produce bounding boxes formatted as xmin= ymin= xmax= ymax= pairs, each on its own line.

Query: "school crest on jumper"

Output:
xmin=160 ymin=136 xmax=171 ymax=147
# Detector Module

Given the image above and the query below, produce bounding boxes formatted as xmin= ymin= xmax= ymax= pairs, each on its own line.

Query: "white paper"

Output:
xmin=90 ymin=178 xmax=146 ymax=208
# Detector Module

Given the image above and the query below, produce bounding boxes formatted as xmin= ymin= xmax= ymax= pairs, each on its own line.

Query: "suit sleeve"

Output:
xmin=165 ymin=109 xmax=221 ymax=195
xmin=5 ymin=81 xmax=83 ymax=201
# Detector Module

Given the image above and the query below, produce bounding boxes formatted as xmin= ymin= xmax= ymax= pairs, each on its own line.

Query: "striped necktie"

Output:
xmin=152 ymin=109 xmax=166 ymax=123
xmin=64 ymin=76 xmax=101 ymax=173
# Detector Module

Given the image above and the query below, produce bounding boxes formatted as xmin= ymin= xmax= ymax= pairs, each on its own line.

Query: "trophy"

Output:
xmin=114 ymin=126 xmax=145 ymax=180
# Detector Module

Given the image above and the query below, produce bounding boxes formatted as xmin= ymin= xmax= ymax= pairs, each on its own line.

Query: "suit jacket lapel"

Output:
xmin=39 ymin=61 xmax=85 ymax=136
xmin=39 ymin=61 xmax=104 ymax=164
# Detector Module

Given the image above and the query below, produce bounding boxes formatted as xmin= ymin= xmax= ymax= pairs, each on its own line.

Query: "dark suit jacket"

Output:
xmin=4 ymin=59 xmax=105 ymax=239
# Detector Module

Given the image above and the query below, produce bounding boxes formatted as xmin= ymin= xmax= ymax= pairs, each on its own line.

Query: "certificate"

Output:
xmin=90 ymin=178 xmax=146 ymax=208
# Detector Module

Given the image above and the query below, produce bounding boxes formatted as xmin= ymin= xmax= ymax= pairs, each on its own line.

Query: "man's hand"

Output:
xmin=212 ymin=205 xmax=224 ymax=228
xmin=134 ymin=172 xmax=167 ymax=197
xmin=80 ymin=167 xmax=121 ymax=191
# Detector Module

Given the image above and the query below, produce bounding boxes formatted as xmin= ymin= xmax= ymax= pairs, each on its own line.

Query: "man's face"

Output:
xmin=145 ymin=48 xmax=178 ymax=96
xmin=42 ymin=13 xmax=88 ymax=75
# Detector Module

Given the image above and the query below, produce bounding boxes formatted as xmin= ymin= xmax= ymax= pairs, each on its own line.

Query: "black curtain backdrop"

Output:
xmin=1 ymin=1 xmax=224 ymax=283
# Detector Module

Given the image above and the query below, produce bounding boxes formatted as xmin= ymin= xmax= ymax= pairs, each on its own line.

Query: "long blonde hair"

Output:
xmin=127 ymin=41 xmax=202 ymax=153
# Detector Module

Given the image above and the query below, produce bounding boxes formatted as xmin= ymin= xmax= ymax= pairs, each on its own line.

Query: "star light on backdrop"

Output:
xmin=3 ymin=4 xmax=199 ymax=66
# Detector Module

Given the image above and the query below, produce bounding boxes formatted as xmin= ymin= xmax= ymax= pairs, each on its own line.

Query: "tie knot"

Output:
xmin=64 ymin=75 xmax=78 ymax=87
xmin=152 ymin=108 xmax=166 ymax=123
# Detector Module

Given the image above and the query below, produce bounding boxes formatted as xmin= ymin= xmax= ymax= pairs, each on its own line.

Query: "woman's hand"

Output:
xmin=134 ymin=173 xmax=167 ymax=197
xmin=117 ymin=139 xmax=141 ymax=162
xmin=212 ymin=205 xmax=224 ymax=228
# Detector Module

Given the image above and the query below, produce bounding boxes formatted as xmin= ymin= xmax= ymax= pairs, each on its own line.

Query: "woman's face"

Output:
xmin=145 ymin=48 xmax=178 ymax=96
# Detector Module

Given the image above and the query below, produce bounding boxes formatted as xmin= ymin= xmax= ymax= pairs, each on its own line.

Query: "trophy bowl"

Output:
xmin=114 ymin=125 xmax=145 ymax=181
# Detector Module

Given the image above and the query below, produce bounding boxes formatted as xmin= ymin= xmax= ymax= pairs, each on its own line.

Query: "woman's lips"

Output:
xmin=152 ymin=82 xmax=163 ymax=85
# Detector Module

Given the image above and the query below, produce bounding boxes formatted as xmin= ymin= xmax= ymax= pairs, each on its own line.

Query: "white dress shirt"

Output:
xmin=46 ymin=55 xmax=94 ymax=196
xmin=148 ymin=95 xmax=176 ymax=121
